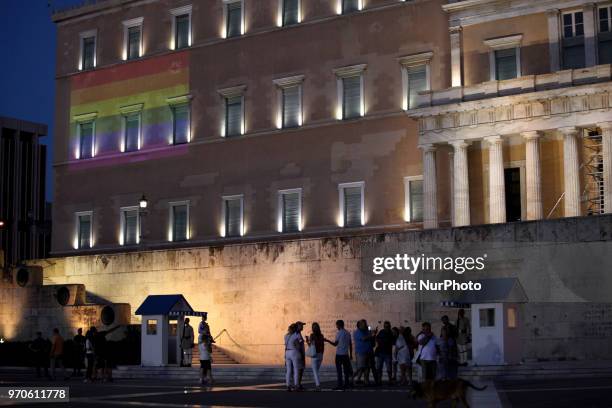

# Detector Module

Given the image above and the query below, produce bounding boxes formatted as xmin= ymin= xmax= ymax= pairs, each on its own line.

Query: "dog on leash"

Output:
xmin=410 ymin=379 xmax=487 ymax=408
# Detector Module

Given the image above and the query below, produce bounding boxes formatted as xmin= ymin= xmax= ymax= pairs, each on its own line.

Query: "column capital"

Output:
xmin=419 ymin=143 xmax=437 ymax=153
xmin=449 ymin=25 xmax=462 ymax=34
xmin=521 ymin=130 xmax=542 ymax=140
xmin=546 ymin=8 xmax=560 ymax=17
xmin=484 ymin=135 xmax=503 ymax=145
xmin=449 ymin=139 xmax=470 ymax=149
xmin=583 ymin=2 xmax=596 ymax=11
xmin=558 ymin=126 xmax=579 ymax=137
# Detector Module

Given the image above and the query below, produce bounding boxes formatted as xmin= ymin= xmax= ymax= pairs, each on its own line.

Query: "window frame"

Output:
xmin=120 ymin=206 xmax=140 ymax=246
xmin=562 ymin=10 xmax=585 ymax=39
xmin=223 ymin=0 xmax=245 ymax=38
xmin=79 ymin=29 xmax=97 ymax=70
xmin=169 ymin=200 xmax=190 ymax=242
xmin=600 ymin=5 xmax=612 ymax=33
xmin=338 ymin=181 xmax=365 ymax=228
xmin=277 ymin=188 xmax=303 ymax=233
xmin=273 ymin=75 xmax=304 ymax=129
xmin=218 ymin=85 xmax=246 ymax=137
xmin=74 ymin=112 xmax=97 ymax=160
xmin=167 ymin=95 xmax=192 ymax=145
xmin=333 ymin=64 xmax=367 ymax=120
xmin=222 ymin=194 xmax=244 ymax=237
xmin=170 ymin=5 xmax=192 ymax=50
xmin=75 ymin=211 xmax=93 ymax=249
xmin=119 ymin=103 xmax=143 ymax=152
xmin=404 ymin=175 xmax=424 ymax=223
xmin=122 ymin=17 xmax=143 ymax=60
xmin=483 ymin=35 xmax=522 ymax=81
xmin=278 ymin=0 xmax=301 ymax=27
xmin=398 ymin=52 xmax=432 ymax=110
xmin=339 ymin=0 xmax=362 ymax=14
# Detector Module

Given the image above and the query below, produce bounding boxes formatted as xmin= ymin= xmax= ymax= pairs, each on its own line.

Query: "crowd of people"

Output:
xmin=179 ymin=315 xmax=215 ymax=385
xmin=283 ymin=309 xmax=471 ymax=391
xmin=28 ymin=325 xmax=120 ymax=382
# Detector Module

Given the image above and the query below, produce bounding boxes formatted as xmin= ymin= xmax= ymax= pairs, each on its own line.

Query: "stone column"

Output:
xmin=583 ymin=3 xmax=597 ymax=67
xmin=421 ymin=144 xmax=438 ymax=229
xmin=598 ymin=122 xmax=612 ymax=213
xmin=547 ymin=9 xmax=561 ymax=72
xmin=450 ymin=25 xmax=463 ymax=87
xmin=522 ymin=131 xmax=543 ymax=220
xmin=486 ymin=136 xmax=506 ymax=224
xmin=560 ymin=127 xmax=581 ymax=217
xmin=450 ymin=140 xmax=470 ymax=227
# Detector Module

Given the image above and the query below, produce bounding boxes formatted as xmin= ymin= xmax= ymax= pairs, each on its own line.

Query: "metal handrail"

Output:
xmin=213 ymin=329 xmax=243 ymax=349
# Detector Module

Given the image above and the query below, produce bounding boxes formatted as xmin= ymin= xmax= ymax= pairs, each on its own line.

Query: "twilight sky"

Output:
xmin=0 ymin=0 xmax=84 ymax=202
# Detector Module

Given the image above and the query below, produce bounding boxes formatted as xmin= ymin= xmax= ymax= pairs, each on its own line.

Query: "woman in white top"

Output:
xmin=395 ymin=327 xmax=416 ymax=385
xmin=284 ymin=323 xmax=300 ymax=391
xmin=198 ymin=334 xmax=213 ymax=385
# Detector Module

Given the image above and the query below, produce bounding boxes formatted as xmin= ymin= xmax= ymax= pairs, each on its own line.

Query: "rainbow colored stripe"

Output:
xmin=69 ymin=51 xmax=190 ymax=160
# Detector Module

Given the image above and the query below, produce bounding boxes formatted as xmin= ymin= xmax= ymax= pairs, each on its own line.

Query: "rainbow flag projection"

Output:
xmin=69 ymin=51 xmax=189 ymax=162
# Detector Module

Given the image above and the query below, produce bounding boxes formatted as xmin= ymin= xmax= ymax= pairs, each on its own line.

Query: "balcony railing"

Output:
xmin=413 ymin=64 xmax=612 ymax=109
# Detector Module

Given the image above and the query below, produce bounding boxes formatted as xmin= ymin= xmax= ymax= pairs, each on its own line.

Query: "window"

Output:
xmin=80 ymin=31 xmax=96 ymax=70
xmin=123 ymin=18 xmax=143 ymax=60
xmin=599 ymin=6 xmax=612 ymax=64
xmin=170 ymin=202 xmax=189 ymax=242
xmin=147 ymin=319 xmax=158 ymax=335
xmin=124 ymin=112 xmax=141 ymax=152
xmin=121 ymin=207 xmax=140 ymax=245
xmin=334 ymin=64 xmax=366 ymax=120
xmin=562 ymin=11 xmax=585 ymax=69
xmin=479 ymin=308 xmax=496 ymax=327
xmin=223 ymin=195 xmax=243 ymax=237
xmin=342 ymin=0 xmax=360 ymax=14
xmin=79 ymin=121 xmax=95 ymax=159
xmin=484 ymin=35 xmax=521 ymax=81
xmin=171 ymin=5 xmax=192 ymax=49
xmin=339 ymin=182 xmax=364 ymax=227
xmin=225 ymin=97 xmax=242 ymax=136
xmin=172 ymin=104 xmax=190 ymax=144
xmin=226 ymin=0 xmax=243 ymax=38
xmin=282 ymin=0 xmax=300 ymax=26
xmin=399 ymin=52 xmax=432 ymax=110
xmin=76 ymin=211 xmax=93 ymax=249
xmin=278 ymin=189 xmax=302 ymax=232
xmin=273 ymin=75 xmax=304 ymax=129
xmin=507 ymin=307 xmax=517 ymax=328
xmin=404 ymin=176 xmax=424 ymax=223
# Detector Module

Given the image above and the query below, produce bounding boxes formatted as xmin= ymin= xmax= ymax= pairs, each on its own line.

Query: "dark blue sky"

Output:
xmin=0 ymin=0 xmax=83 ymax=202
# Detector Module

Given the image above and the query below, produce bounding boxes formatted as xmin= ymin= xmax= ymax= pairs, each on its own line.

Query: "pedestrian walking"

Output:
xmin=180 ymin=318 xmax=195 ymax=367
xmin=395 ymin=326 xmax=416 ymax=385
xmin=325 ymin=319 xmax=353 ymax=390
xmin=437 ymin=326 xmax=458 ymax=380
xmin=305 ymin=322 xmax=325 ymax=391
xmin=352 ymin=320 xmax=374 ymax=386
xmin=84 ymin=329 xmax=96 ymax=383
xmin=198 ymin=333 xmax=213 ymax=385
xmin=456 ymin=309 xmax=471 ymax=366
xmin=29 ymin=332 xmax=50 ymax=379
xmin=49 ymin=328 xmax=67 ymax=380
xmin=415 ymin=322 xmax=437 ymax=381
xmin=72 ymin=328 xmax=85 ymax=377
xmin=374 ymin=321 xmax=394 ymax=385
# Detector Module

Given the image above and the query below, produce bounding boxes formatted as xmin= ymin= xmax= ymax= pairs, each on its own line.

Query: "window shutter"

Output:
xmin=125 ymin=113 xmax=140 ymax=151
xmin=173 ymin=105 xmax=189 ymax=144
xmin=225 ymin=199 xmax=242 ymax=237
xmin=282 ymin=86 xmax=300 ymax=128
xmin=80 ymin=122 xmax=94 ymax=159
xmin=343 ymin=0 xmax=359 ymax=13
xmin=175 ymin=14 xmax=190 ymax=48
xmin=344 ymin=187 xmax=362 ymax=227
xmin=343 ymin=76 xmax=361 ymax=119
xmin=79 ymin=215 xmax=91 ymax=248
xmin=227 ymin=2 xmax=242 ymax=37
xmin=127 ymin=26 xmax=140 ymax=59
xmin=407 ymin=65 xmax=427 ymax=109
xmin=173 ymin=205 xmax=187 ymax=241
xmin=226 ymin=96 xmax=242 ymax=136
xmin=409 ymin=180 xmax=424 ymax=222
xmin=283 ymin=0 xmax=299 ymax=26
xmin=124 ymin=210 xmax=138 ymax=245
xmin=282 ymin=192 xmax=300 ymax=232
xmin=494 ymin=48 xmax=517 ymax=80
xmin=82 ymin=37 xmax=95 ymax=69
